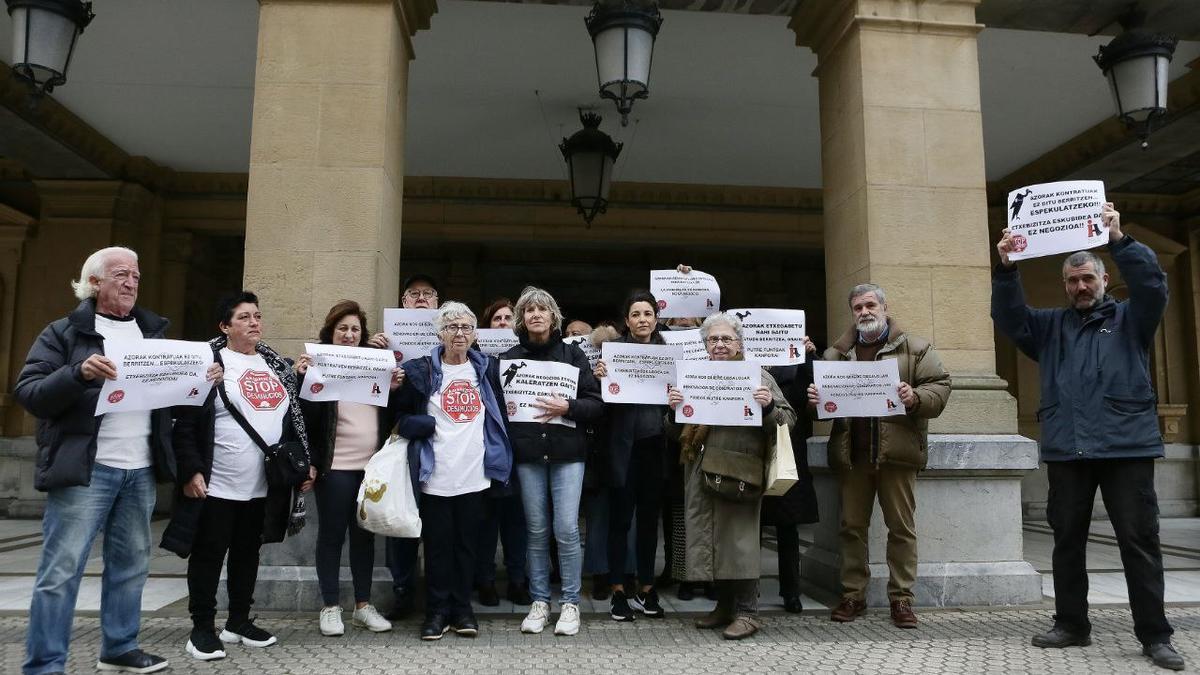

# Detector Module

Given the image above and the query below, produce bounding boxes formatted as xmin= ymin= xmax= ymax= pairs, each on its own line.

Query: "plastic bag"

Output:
xmin=356 ymin=434 xmax=422 ymax=538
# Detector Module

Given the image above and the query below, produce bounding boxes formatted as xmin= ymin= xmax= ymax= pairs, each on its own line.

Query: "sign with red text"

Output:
xmin=1006 ymin=181 xmax=1107 ymax=261
xmin=498 ymin=359 xmax=579 ymax=427
xmin=600 ymin=342 xmax=675 ymax=405
xmin=813 ymin=359 xmax=904 ymax=420
xmin=383 ymin=308 xmax=439 ymax=364
xmin=650 ymin=269 xmax=720 ymax=318
xmin=674 ymin=359 xmax=760 ymax=427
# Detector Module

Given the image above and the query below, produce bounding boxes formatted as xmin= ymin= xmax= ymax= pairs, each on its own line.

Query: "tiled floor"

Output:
xmin=1 ymin=517 xmax=1198 ymax=615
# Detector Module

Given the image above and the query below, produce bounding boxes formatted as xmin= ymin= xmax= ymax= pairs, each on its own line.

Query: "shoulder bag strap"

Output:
xmin=216 ymin=378 xmax=274 ymax=457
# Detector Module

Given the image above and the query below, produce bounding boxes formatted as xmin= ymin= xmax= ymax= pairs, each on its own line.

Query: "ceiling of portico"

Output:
xmin=0 ymin=0 xmax=1197 ymax=190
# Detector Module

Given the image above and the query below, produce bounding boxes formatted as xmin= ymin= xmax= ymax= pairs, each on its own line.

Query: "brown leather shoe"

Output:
xmin=694 ymin=608 xmax=733 ymax=630
xmin=721 ymin=615 xmax=762 ymax=640
xmin=890 ymin=599 xmax=918 ymax=628
xmin=829 ymin=597 xmax=867 ymax=622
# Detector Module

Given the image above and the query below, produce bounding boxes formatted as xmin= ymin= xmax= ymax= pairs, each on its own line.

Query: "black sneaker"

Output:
xmin=630 ymin=588 xmax=665 ymax=618
xmin=96 ymin=649 xmax=169 ymax=673
xmin=1143 ymin=643 xmax=1185 ymax=671
xmin=185 ymin=628 xmax=226 ymax=661
xmin=477 ymin=583 xmax=500 ymax=607
xmin=386 ymin=586 xmax=415 ymax=621
xmin=220 ymin=617 xmax=278 ymax=648
xmin=676 ymin=582 xmax=696 ymax=601
xmin=421 ymin=614 xmax=451 ymax=641
xmin=610 ymin=590 xmax=635 ymax=622
xmin=452 ymin=613 xmax=480 ymax=637
xmin=1031 ymin=624 xmax=1091 ymax=648
xmin=507 ymin=581 xmax=532 ymax=606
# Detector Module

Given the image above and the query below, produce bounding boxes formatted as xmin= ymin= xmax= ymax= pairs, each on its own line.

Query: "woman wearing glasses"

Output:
xmin=666 ymin=312 xmax=796 ymax=640
xmin=391 ymin=302 xmax=514 ymax=641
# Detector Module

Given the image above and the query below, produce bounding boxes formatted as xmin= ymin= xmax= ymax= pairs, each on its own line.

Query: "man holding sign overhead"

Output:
xmin=993 ymin=203 xmax=1183 ymax=671
xmin=807 ymin=283 xmax=951 ymax=630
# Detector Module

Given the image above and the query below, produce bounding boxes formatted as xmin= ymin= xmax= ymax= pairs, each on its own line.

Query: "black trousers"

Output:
xmin=776 ymin=523 xmax=801 ymax=599
xmin=1046 ymin=458 xmax=1173 ymax=645
xmin=315 ymin=470 xmax=375 ymax=606
xmin=420 ymin=490 xmax=484 ymax=619
xmin=608 ymin=436 xmax=664 ymax=586
xmin=187 ymin=496 xmax=266 ymax=629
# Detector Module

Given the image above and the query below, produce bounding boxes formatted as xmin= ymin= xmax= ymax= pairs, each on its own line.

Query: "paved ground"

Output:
xmin=1 ymin=607 xmax=1196 ymax=674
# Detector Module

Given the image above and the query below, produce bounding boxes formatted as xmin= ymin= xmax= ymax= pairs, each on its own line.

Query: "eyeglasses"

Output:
xmin=404 ymin=289 xmax=438 ymax=299
xmin=441 ymin=324 xmax=475 ymax=335
xmin=705 ymin=336 xmax=739 ymax=346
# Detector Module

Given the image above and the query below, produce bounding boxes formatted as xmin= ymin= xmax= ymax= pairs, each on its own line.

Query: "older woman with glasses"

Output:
xmin=391 ymin=302 xmax=513 ymax=641
xmin=666 ymin=312 xmax=795 ymax=640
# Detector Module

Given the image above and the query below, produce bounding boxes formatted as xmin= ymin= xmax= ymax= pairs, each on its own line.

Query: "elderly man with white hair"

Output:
xmin=16 ymin=247 xmax=220 ymax=675
xmin=391 ymin=301 xmax=514 ymax=641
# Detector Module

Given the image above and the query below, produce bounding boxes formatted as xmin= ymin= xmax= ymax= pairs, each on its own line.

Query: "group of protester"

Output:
xmin=14 ymin=201 xmax=1184 ymax=673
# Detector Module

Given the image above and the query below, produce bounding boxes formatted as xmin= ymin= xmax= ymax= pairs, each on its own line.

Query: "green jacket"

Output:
xmin=823 ymin=321 xmax=951 ymax=471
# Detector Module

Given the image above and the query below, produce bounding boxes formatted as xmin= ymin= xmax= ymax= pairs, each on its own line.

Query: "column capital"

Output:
xmin=789 ymin=0 xmax=981 ymax=61
xmin=258 ymin=0 xmax=437 ymax=58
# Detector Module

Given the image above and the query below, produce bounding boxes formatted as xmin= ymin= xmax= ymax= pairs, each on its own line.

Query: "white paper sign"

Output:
xmin=650 ymin=269 xmax=720 ymax=318
xmin=475 ymin=328 xmax=519 ymax=356
xmin=564 ymin=335 xmax=601 ymax=369
xmin=1006 ymin=180 xmax=1107 ymax=261
xmin=96 ymin=339 xmax=214 ymax=415
xmin=813 ymin=359 xmax=904 ymax=420
xmin=660 ymin=328 xmax=708 ymax=361
xmin=299 ymin=343 xmax=394 ymax=407
xmin=383 ymin=308 xmax=439 ymax=364
xmin=728 ymin=308 xmax=807 ymax=365
xmin=600 ymin=342 xmax=676 ymax=405
xmin=674 ymin=360 xmax=760 ymax=427
xmin=498 ymin=359 xmax=580 ymax=428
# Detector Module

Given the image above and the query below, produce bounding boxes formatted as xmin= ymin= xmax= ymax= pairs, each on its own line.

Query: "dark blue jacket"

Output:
xmin=394 ymin=347 xmax=513 ymax=489
xmin=991 ymin=235 xmax=1168 ymax=462
xmin=15 ymin=299 xmax=175 ymax=490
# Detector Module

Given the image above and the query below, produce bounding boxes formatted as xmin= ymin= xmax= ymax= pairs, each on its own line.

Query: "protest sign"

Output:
xmin=299 ymin=343 xmax=394 ymax=407
xmin=673 ymin=360 xmax=760 ymax=427
xmin=383 ymin=308 xmax=439 ymax=364
xmin=1006 ymin=181 xmax=1107 ymax=261
xmin=96 ymin=339 xmax=214 ymax=415
xmin=498 ymin=359 xmax=580 ymax=427
xmin=813 ymin=359 xmax=905 ymax=420
xmin=600 ymin=342 xmax=675 ymax=405
xmin=650 ymin=269 xmax=720 ymax=319
xmin=660 ymin=328 xmax=708 ymax=361
xmin=564 ymin=335 xmax=601 ymax=369
xmin=475 ymin=328 xmax=519 ymax=356
xmin=727 ymin=308 xmax=807 ymax=365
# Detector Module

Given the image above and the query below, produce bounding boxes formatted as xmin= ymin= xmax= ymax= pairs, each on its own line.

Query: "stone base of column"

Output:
xmin=217 ymin=566 xmax=399 ymax=613
xmin=802 ymin=434 xmax=1044 ymax=607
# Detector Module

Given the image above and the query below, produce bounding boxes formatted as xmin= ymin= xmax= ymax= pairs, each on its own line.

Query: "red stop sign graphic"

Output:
xmin=310 ymin=383 xmax=324 ymax=394
xmin=506 ymin=401 xmax=517 ymax=417
xmin=608 ymin=382 xmax=620 ymax=395
xmin=1010 ymin=234 xmax=1028 ymax=252
xmin=682 ymin=404 xmax=694 ymax=418
xmin=239 ymin=370 xmax=286 ymax=410
xmin=443 ymin=379 xmax=481 ymax=423
xmin=824 ymin=401 xmax=838 ymax=413
xmin=107 ymin=390 xmax=125 ymax=404
xmin=657 ymin=299 xmax=667 ymax=310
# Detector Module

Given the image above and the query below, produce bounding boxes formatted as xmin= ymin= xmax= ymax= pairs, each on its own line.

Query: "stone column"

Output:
xmin=790 ymin=0 xmax=1041 ymax=606
xmin=234 ymin=0 xmax=434 ymax=610
xmin=244 ymin=0 xmax=434 ymax=357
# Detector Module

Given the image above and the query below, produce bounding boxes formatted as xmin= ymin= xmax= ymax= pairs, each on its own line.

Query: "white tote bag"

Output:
xmin=356 ymin=434 xmax=422 ymax=538
xmin=765 ymin=423 xmax=799 ymax=497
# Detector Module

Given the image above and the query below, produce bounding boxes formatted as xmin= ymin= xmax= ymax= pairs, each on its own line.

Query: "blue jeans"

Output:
xmin=25 ymin=464 xmax=156 ymax=675
xmin=517 ymin=461 xmax=584 ymax=605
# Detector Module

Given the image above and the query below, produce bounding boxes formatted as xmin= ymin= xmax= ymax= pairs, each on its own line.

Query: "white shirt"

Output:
xmin=94 ymin=314 xmax=152 ymax=470
xmin=208 ymin=348 xmax=288 ymax=501
xmin=421 ymin=360 xmax=490 ymax=497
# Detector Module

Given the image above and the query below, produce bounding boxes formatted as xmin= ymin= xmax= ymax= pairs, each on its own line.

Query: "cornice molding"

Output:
xmin=790 ymin=0 xmax=981 ymax=61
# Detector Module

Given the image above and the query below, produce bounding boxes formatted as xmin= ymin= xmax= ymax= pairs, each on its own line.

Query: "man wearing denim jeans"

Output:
xmin=16 ymin=247 xmax=217 ymax=674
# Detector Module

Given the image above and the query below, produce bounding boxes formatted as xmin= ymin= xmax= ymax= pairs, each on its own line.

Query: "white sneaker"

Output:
xmin=319 ymin=606 xmax=344 ymax=636
xmin=521 ymin=600 xmax=551 ymax=634
xmin=554 ymin=603 xmax=581 ymax=636
xmin=351 ymin=604 xmax=393 ymax=633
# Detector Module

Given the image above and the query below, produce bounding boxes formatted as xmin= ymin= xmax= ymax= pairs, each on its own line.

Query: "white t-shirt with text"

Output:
xmin=421 ymin=360 xmax=490 ymax=497
xmin=208 ymin=348 xmax=288 ymax=501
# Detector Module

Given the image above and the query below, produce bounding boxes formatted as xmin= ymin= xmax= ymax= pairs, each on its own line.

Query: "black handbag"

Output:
xmin=217 ymin=380 xmax=309 ymax=489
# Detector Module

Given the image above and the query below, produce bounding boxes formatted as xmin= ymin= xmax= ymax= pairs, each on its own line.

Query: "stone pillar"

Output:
xmin=790 ymin=0 xmax=1041 ymax=606
xmin=0 ymin=206 xmax=34 ymax=438
xmin=234 ymin=0 xmax=434 ymax=610
xmin=244 ymin=0 xmax=434 ymax=357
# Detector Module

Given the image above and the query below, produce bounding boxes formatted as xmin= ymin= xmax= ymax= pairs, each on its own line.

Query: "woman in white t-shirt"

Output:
xmin=164 ymin=292 xmax=313 ymax=662
xmin=391 ymin=301 xmax=513 ymax=641
xmin=296 ymin=300 xmax=403 ymax=637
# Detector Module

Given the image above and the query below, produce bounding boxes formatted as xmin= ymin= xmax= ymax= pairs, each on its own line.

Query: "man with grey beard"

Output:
xmin=806 ymin=284 xmax=951 ymax=629
xmin=993 ymin=203 xmax=1183 ymax=672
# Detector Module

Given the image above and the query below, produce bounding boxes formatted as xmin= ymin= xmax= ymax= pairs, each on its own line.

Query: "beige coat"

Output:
xmin=670 ymin=369 xmax=795 ymax=581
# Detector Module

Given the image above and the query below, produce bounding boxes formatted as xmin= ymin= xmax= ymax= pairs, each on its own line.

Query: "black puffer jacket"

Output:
xmin=15 ymin=299 xmax=175 ymax=491
xmin=498 ymin=331 xmax=604 ymax=464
